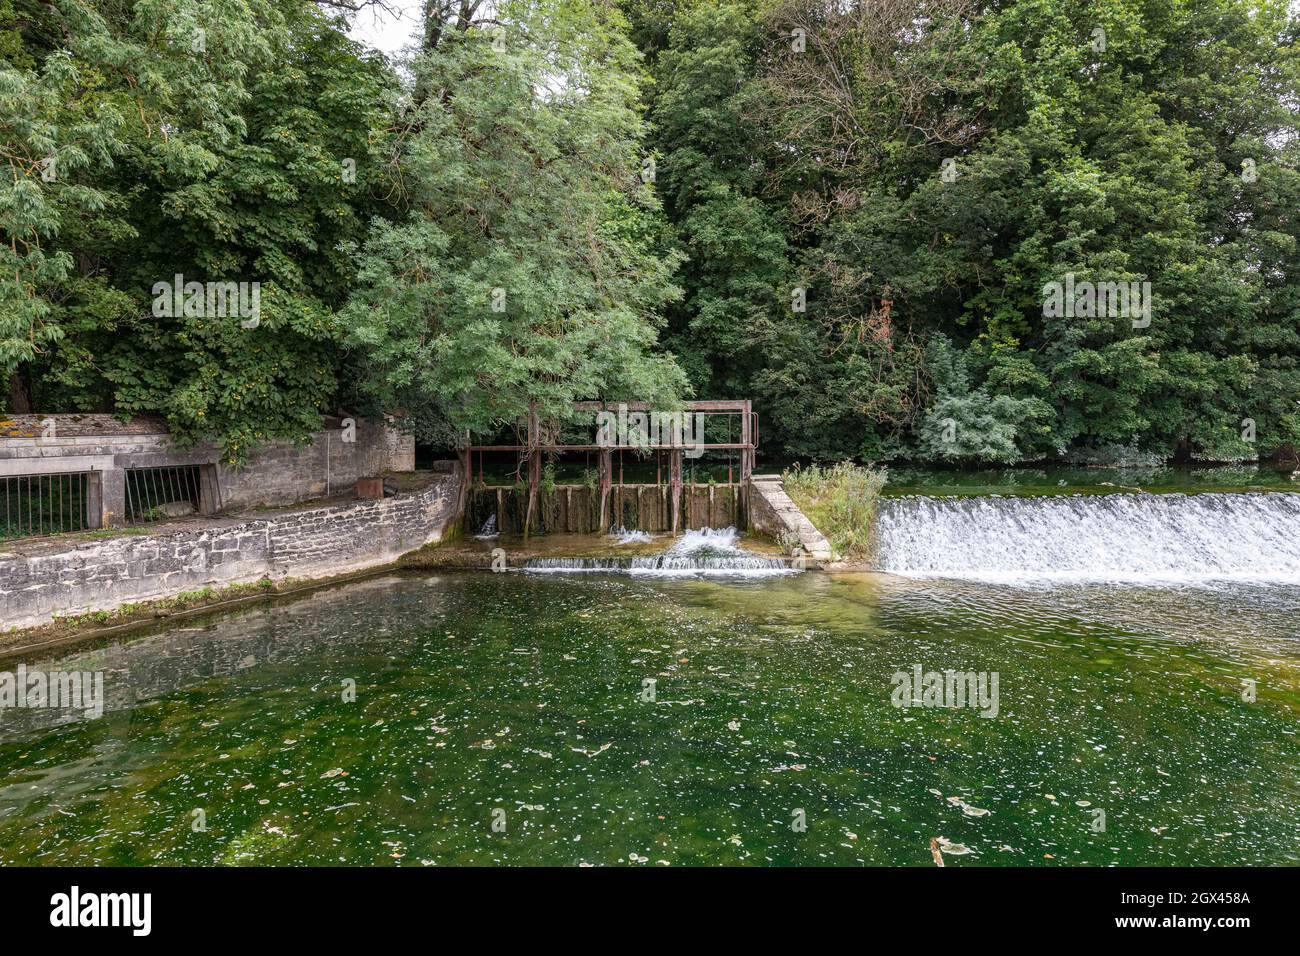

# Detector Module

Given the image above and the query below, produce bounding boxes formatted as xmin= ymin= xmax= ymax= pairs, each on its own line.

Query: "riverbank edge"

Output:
xmin=0 ymin=466 xmax=466 ymax=645
xmin=0 ymin=534 xmax=877 ymax=659
xmin=0 ymin=564 xmax=415 ymax=661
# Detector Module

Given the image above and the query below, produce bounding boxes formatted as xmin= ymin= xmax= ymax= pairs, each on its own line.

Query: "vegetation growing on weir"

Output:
xmin=782 ymin=461 xmax=887 ymax=560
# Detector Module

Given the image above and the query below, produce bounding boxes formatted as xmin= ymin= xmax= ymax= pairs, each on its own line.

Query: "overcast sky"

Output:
xmin=345 ymin=2 xmax=1300 ymax=59
xmin=345 ymin=1 xmax=426 ymax=57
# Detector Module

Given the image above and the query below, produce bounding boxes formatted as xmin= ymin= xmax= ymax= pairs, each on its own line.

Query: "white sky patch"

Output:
xmin=345 ymin=1 xmax=426 ymax=56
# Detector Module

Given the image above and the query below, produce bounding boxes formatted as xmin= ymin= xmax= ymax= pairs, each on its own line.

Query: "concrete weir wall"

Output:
xmin=748 ymin=474 xmax=833 ymax=561
xmin=0 ymin=467 xmax=463 ymax=633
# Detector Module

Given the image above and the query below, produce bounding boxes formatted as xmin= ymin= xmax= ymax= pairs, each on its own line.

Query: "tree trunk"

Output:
xmin=1267 ymin=443 xmax=1299 ymax=468
xmin=7 ymin=370 xmax=32 ymax=414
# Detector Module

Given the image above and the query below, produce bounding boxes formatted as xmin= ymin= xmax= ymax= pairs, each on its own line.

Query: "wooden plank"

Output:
xmin=669 ymin=450 xmax=682 ymax=535
xmin=597 ymin=449 xmax=612 ymax=532
xmin=523 ymin=403 xmax=540 ymax=538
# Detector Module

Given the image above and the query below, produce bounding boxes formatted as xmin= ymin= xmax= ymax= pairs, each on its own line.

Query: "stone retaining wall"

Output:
xmin=0 ymin=467 xmax=462 ymax=633
xmin=748 ymin=475 xmax=833 ymax=561
xmin=1 ymin=413 xmax=415 ymax=525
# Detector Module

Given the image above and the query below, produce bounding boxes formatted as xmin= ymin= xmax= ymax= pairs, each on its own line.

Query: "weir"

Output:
xmin=467 ymin=482 xmax=743 ymax=535
xmin=463 ymin=399 xmax=833 ymax=558
xmin=876 ymin=491 xmax=1300 ymax=583
xmin=464 ymin=400 xmax=757 ymax=536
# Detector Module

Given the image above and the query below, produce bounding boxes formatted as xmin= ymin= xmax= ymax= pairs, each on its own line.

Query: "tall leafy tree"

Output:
xmin=5 ymin=0 xmax=1297 ymax=471
xmin=742 ymin=0 xmax=1298 ymax=463
xmin=752 ymin=0 xmax=984 ymax=460
xmin=342 ymin=0 xmax=687 ymax=445
xmin=647 ymin=1 xmax=790 ymax=400
xmin=1 ymin=0 xmax=121 ymax=411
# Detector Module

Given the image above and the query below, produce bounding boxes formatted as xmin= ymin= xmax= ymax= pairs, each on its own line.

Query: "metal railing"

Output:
xmin=125 ymin=465 xmax=205 ymax=523
xmin=0 ymin=473 xmax=93 ymax=539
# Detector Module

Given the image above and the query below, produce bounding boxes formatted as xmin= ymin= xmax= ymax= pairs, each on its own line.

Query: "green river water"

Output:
xmin=1 ymin=569 xmax=1297 ymax=866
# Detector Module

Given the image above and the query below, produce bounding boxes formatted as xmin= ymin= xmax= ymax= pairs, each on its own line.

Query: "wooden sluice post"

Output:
xmin=457 ymin=428 xmax=472 ymax=530
xmin=669 ymin=449 xmax=683 ymax=534
xmin=742 ymin=402 xmax=754 ymax=480
xmin=740 ymin=400 xmax=753 ymax=527
xmin=523 ymin=402 xmax=540 ymax=539
xmin=597 ymin=448 xmax=612 ymax=533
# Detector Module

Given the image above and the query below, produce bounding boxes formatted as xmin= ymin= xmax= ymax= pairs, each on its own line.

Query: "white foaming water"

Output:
xmin=875 ymin=492 xmax=1300 ymax=585
xmin=523 ymin=527 xmax=795 ymax=577
xmin=668 ymin=526 xmax=743 ymax=554
xmin=610 ymin=527 xmax=652 ymax=545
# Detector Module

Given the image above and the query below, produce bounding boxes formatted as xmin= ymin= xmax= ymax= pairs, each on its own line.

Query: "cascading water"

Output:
xmin=474 ymin=514 xmax=499 ymax=539
xmin=875 ymin=492 xmax=1300 ymax=584
xmin=523 ymin=527 xmax=795 ymax=577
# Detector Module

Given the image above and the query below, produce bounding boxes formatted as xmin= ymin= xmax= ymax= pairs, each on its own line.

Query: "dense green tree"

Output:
xmin=744 ymin=0 xmax=1300 ymax=464
xmin=915 ymin=336 xmax=1053 ymax=462
xmin=2 ymin=0 xmax=392 ymax=462
xmin=4 ymin=0 xmax=1296 ymax=470
xmin=749 ymin=0 xmax=984 ymax=459
xmin=1 ymin=0 xmax=122 ymax=411
xmin=88 ymin=2 xmax=394 ymax=463
xmin=647 ymin=1 xmax=789 ymax=400
xmin=341 ymin=0 xmax=687 ymax=445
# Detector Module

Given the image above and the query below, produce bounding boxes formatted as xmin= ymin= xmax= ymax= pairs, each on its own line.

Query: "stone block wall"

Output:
xmin=215 ymin=417 xmax=403 ymax=509
xmin=748 ymin=475 xmax=833 ymax=561
xmin=0 ymin=467 xmax=463 ymax=632
xmin=0 ymin=413 xmax=415 ymax=523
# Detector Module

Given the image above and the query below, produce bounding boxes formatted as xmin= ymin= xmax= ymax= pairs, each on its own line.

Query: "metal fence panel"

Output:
xmin=0 ymin=473 xmax=92 ymax=539
xmin=125 ymin=465 xmax=203 ymax=523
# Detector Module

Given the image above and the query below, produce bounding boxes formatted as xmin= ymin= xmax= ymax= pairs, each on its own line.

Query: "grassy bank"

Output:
xmin=782 ymin=462 xmax=887 ymax=561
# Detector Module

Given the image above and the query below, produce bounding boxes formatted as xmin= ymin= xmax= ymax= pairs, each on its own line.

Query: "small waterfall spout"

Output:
xmin=474 ymin=514 xmax=499 ymax=539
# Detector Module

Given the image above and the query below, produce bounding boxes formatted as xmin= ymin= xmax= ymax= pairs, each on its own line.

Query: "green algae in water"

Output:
xmin=1 ymin=572 xmax=1298 ymax=866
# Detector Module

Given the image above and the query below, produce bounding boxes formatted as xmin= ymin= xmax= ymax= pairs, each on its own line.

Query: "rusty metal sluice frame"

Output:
xmin=463 ymin=400 xmax=758 ymax=536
